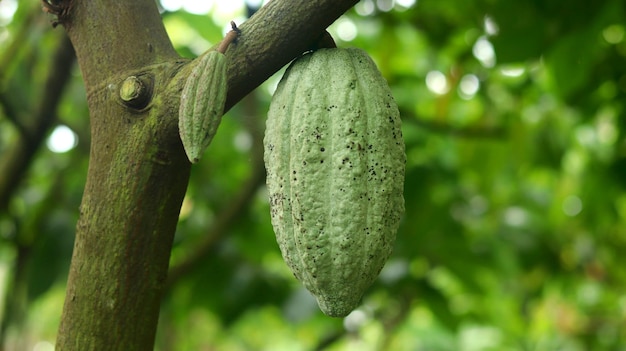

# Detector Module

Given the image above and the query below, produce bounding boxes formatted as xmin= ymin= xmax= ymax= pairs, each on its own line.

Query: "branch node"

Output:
xmin=119 ymin=75 xmax=153 ymax=110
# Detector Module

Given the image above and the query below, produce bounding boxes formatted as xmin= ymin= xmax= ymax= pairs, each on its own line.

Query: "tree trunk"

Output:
xmin=52 ymin=0 xmax=358 ymax=349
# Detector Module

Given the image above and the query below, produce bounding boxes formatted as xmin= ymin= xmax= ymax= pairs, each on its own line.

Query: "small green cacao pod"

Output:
xmin=179 ymin=50 xmax=227 ymax=163
xmin=264 ymin=48 xmax=406 ymax=317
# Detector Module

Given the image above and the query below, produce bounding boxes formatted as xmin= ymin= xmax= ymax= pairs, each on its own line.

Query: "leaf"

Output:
xmin=543 ymin=29 xmax=601 ymax=99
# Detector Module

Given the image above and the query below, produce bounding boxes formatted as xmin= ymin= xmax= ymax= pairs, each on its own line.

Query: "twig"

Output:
xmin=0 ymin=4 xmax=38 ymax=82
xmin=0 ymin=6 xmax=39 ymax=137
xmin=0 ymin=34 xmax=75 ymax=213
xmin=0 ymin=93 xmax=29 ymax=139
xmin=165 ymin=161 xmax=265 ymax=291
xmin=165 ymin=93 xmax=266 ymax=290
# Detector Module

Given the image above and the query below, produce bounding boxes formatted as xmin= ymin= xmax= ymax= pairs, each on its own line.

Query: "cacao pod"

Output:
xmin=178 ymin=50 xmax=227 ymax=163
xmin=264 ymin=48 xmax=406 ymax=317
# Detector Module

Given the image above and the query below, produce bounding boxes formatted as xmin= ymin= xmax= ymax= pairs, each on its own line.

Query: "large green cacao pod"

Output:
xmin=178 ymin=50 xmax=227 ymax=163
xmin=264 ymin=48 xmax=406 ymax=317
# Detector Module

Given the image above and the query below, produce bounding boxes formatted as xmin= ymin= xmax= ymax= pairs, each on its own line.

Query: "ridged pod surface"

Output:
xmin=264 ymin=48 xmax=406 ymax=317
xmin=178 ymin=50 xmax=227 ymax=163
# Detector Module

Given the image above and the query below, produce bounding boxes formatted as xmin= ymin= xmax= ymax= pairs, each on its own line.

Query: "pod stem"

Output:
xmin=217 ymin=21 xmax=241 ymax=54
xmin=313 ymin=31 xmax=337 ymax=50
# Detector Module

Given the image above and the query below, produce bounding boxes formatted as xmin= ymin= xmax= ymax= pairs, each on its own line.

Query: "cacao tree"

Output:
xmin=2 ymin=0 xmax=626 ymax=350
xmin=38 ymin=0 xmax=358 ymax=349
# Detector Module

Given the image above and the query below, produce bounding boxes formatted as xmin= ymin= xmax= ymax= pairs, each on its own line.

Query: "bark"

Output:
xmin=53 ymin=0 xmax=359 ymax=350
xmin=53 ymin=2 xmax=186 ymax=349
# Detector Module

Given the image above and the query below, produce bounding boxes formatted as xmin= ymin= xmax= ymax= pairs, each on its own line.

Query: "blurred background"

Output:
xmin=1 ymin=0 xmax=626 ymax=350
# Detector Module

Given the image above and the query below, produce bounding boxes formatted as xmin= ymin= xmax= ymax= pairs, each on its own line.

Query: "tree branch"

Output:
xmin=223 ymin=0 xmax=360 ymax=110
xmin=165 ymin=155 xmax=265 ymax=291
xmin=0 ymin=4 xmax=39 ymax=84
xmin=165 ymin=92 xmax=266 ymax=290
xmin=0 ymin=33 xmax=75 ymax=213
xmin=0 ymin=4 xmax=47 ymax=137
xmin=0 ymin=92 xmax=27 ymax=137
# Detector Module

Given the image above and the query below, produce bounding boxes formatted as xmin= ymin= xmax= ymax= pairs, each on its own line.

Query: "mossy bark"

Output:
xmin=53 ymin=0 xmax=359 ymax=350
xmin=55 ymin=2 xmax=189 ymax=349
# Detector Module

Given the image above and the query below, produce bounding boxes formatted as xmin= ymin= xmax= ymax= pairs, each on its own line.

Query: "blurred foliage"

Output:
xmin=1 ymin=0 xmax=626 ymax=350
